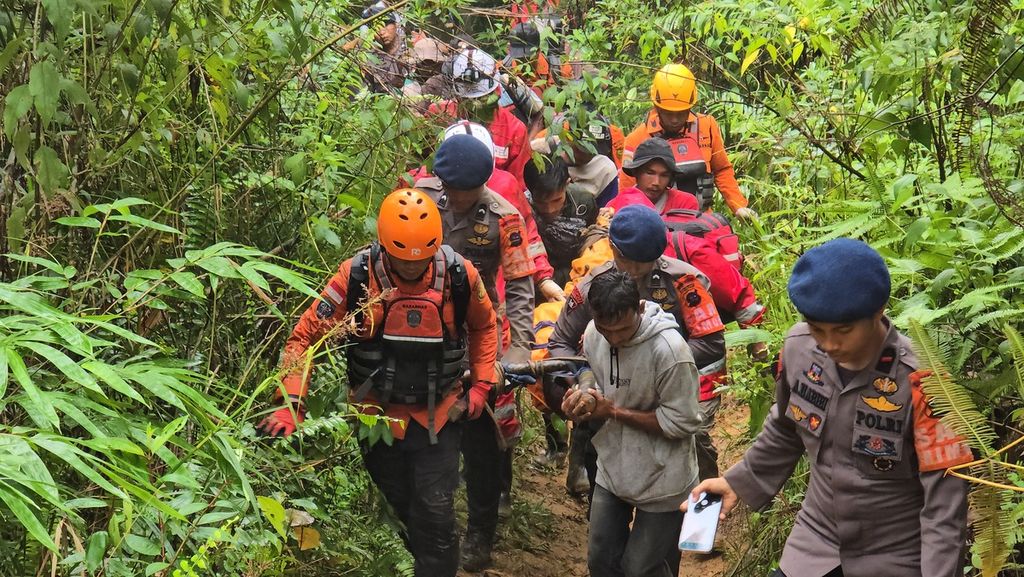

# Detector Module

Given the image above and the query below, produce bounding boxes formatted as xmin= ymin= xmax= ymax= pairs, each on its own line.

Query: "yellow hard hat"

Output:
xmin=650 ymin=63 xmax=697 ymax=112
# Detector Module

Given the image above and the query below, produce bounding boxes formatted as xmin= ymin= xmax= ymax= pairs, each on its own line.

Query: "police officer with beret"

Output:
xmin=415 ymin=133 xmax=536 ymax=571
xmin=686 ymin=238 xmax=971 ymax=577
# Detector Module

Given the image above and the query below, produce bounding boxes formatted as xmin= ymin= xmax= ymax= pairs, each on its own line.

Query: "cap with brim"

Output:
xmin=622 ymin=137 xmax=678 ymax=177
xmin=413 ymin=38 xmax=445 ymax=63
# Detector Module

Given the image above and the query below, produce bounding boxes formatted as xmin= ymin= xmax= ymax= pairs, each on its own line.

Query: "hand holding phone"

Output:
xmin=678 ymin=492 xmax=722 ymax=553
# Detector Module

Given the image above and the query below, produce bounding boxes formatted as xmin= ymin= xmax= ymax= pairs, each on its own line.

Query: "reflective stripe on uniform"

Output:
xmin=735 ymin=302 xmax=765 ymax=325
xmin=698 ymin=357 xmax=726 ymax=376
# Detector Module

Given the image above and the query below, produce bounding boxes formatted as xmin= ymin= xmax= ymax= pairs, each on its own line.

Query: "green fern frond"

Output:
xmin=299 ymin=413 xmax=352 ymax=437
xmin=183 ymin=186 xmax=222 ymax=251
xmin=908 ymin=319 xmax=998 ymax=454
xmin=968 ymin=461 xmax=1015 ymax=577
xmin=963 ymin=309 xmax=1024 ymax=332
xmin=1003 ymin=324 xmax=1024 ymax=407
xmin=843 ymin=0 xmax=922 ymax=54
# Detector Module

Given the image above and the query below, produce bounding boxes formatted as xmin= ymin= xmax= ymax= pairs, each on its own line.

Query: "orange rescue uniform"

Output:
xmin=279 ymin=253 xmax=498 ymax=440
xmin=620 ymin=110 xmax=747 ymax=212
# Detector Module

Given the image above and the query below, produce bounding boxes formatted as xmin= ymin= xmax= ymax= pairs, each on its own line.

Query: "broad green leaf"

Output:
xmin=80 ymin=437 xmax=144 ymax=456
xmin=125 ymin=534 xmax=162 ymax=556
xmin=87 ymin=531 xmax=109 ymax=574
xmin=904 ymin=217 xmax=931 ymax=249
xmin=0 ymin=483 xmax=57 ymax=551
xmin=21 ymin=341 xmax=103 ymax=395
xmin=41 ymin=0 xmax=73 ymax=41
xmin=0 ymin=347 xmax=7 ymax=399
xmin=55 ymin=216 xmax=102 ymax=228
xmin=195 ymin=256 xmax=240 ymax=279
xmin=724 ymin=328 xmax=776 ymax=347
xmin=34 ymin=145 xmax=70 ymax=193
xmin=65 ymin=497 xmax=108 ymax=509
xmin=59 ymin=77 xmax=96 ymax=116
xmin=3 ymin=253 xmax=65 ymax=275
xmin=0 ymin=283 xmax=67 ymax=318
xmin=0 ymin=36 xmax=23 ymax=77
xmin=3 ymin=85 xmax=32 ymax=140
xmin=214 ymin=433 xmax=257 ymax=510
xmin=337 ymin=193 xmax=367 ymax=213
xmin=250 ymin=261 xmax=321 ymax=300
xmin=149 ymin=416 xmax=187 ymax=454
xmin=51 ymin=321 xmax=92 ymax=355
xmin=78 ymin=318 xmax=158 ymax=348
xmin=741 ymin=47 xmax=761 ymax=75
xmin=118 ymin=368 xmax=186 ymax=410
xmin=145 ymin=562 xmax=170 ymax=576
xmin=82 ymin=361 xmax=146 ymax=404
xmin=51 ymin=397 xmax=106 ymax=439
xmin=258 ymin=495 xmax=287 ymax=538
xmin=792 ymin=41 xmax=804 ymax=64
xmin=7 ymin=348 xmax=59 ymax=429
xmin=236 ymin=262 xmax=272 ymax=292
xmin=0 ymin=435 xmax=59 ymax=504
xmin=108 ymin=214 xmax=181 ymax=234
xmin=170 ymin=271 xmax=205 ymax=298
xmin=109 ymin=197 xmax=152 ymax=212
xmin=29 ymin=61 xmax=61 ymax=125
xmin=197 ymin=510 xmax=238 ymax=525
xmin=32 ymin=436 xmax=126 ymax=498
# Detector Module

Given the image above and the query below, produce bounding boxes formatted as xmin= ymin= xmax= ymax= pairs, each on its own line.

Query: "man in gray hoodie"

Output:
xmin=562 ymin=271 xmax=702 ymax=577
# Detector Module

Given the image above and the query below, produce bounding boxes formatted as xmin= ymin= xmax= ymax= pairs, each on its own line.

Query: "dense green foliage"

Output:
xmin=3 ymin=0 xmax=1024 ymax=575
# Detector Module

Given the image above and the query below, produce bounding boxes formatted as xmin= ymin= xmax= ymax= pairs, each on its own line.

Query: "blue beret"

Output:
xmin=609 ymin=205 xmax=667 ymax=262
xmin=787 ymin=238 xmax=891 ymax=323
xmin=433 ymin=134 xmax=494 ymax=190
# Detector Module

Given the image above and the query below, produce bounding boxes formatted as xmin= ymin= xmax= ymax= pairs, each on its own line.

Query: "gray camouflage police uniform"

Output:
xmin=725 ymin=321 xmax=970 ymax=577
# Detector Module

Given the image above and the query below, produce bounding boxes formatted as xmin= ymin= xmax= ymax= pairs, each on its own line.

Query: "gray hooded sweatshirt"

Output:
xmin=583 ymin=301 xmax=703 ymax=512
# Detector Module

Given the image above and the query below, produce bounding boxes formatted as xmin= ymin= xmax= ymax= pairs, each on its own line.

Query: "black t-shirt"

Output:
xmin=533 ymin=185 xmax=597 ymax=286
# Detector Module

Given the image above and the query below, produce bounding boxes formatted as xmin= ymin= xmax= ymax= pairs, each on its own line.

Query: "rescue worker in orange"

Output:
xmin=257 ymin=189 xmax=498 ymax=577
xmin=620 ymin=63 xmax=755 ymax=219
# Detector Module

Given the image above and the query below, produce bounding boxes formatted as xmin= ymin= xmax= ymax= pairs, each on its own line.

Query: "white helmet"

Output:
xmin=450 ymin=46 xmax=499 ymax=98
xmin=443 ymin=120 xmax=495 ymax=165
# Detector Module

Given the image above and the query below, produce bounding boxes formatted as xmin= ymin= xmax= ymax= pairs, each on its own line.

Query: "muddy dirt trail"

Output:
xmin=460 ymin=397 xmax=751 ymax=577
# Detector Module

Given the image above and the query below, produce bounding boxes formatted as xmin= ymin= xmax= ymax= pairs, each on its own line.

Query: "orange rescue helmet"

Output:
xmin=650 ymin=63 xmax=697 ymax=112
xmin=377 ymin=188 xmax=443 ymax=260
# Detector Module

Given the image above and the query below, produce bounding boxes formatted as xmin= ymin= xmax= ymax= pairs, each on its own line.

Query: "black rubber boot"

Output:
xmin=460 ymin=530 xmax=493 ymax=573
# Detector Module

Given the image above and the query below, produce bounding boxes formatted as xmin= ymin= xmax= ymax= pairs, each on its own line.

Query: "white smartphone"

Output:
xmin=678 ymin=492 xmax=722 ymax=553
